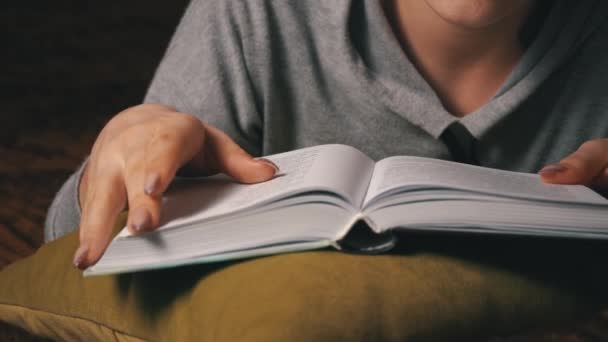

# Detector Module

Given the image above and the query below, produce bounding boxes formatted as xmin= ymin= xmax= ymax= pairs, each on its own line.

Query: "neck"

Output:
xmin=383 ymin=1 xmax=533 ymax=117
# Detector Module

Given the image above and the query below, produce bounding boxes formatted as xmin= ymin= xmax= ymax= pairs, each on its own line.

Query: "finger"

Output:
xmin=539 ymin=139 xmax=608 ymax=186
xmin=204 ymin=124 xmax=278 ymax=183
xmin=134 ymin=119 xmax=207 ymax=233
xmin=143 ymin=119 xmax=205 ymax=197
xmin=74 ymin=169 xmax=126 ymax=269
xmin=125 ymin=161 xmax=162 ymax=234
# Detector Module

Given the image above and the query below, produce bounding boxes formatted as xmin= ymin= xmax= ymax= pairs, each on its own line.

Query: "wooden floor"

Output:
xmin=1 ymin=1 xmax=607 ymax=341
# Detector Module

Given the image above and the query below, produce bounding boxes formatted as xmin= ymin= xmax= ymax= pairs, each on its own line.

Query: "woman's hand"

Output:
xmin=73 ymin=104 xmax=278 ymax=269
xmin=539 ymin=138 xmax=608 ymax=194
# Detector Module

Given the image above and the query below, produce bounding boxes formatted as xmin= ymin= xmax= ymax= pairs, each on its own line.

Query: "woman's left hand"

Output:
xmin=539 ymin=138 xmax=608 ymax=195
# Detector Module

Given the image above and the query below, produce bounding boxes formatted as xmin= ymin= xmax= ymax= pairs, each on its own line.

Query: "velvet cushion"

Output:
xmin=1 ymin=217 xmax=607 ymax=341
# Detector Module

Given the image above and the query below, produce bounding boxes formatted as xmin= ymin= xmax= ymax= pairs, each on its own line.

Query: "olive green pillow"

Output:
xmin=1 ymin=218 xmax=607 ymax=341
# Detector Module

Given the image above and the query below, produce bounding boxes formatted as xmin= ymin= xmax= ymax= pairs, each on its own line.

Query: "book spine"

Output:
xmin=331 ymin=213 xmax=397 ymax=254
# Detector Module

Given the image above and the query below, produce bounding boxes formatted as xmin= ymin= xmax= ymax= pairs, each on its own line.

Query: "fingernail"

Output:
xmin=539 ymin=164 xmax=567 ymax=175
xmin=258 ymin=158 xmax=279 ymax=173
xmin=73 ymin=245 xmax=89 ymax=270
xmin=145 ymin=173 xmax=161 ymax=195
xmin=130 ymin=207 xmax=151 ymax=233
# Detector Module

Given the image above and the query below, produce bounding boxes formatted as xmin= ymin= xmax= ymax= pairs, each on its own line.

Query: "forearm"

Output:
xmin=43 ymin=159 xmax=88 ymax=242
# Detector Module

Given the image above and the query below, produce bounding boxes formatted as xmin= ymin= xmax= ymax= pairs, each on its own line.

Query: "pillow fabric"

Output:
xmin=1 ymin=217 xmax=607 ymax=341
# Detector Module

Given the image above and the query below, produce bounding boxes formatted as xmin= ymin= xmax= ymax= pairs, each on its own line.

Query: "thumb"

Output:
xmin=204 ymin=124 xmax=278 ymax=183
xmin=539 ymin=140 xmax=608 ymax=186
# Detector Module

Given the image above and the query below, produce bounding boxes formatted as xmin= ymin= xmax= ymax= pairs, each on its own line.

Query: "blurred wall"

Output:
xmin=1 ymin=0 xmax=189 ymax=142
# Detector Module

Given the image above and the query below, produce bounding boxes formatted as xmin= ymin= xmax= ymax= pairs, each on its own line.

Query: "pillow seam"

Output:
xmin=0 ymin=302 xmax=151 ymax=342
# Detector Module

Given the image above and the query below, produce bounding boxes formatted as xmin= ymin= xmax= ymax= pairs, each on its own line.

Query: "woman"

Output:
xmin=44 ymin=0 xmax=608 ymax=272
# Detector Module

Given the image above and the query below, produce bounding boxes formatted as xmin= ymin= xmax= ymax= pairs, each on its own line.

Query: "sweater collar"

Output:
xmin=348 ymin=0 xmax=603 ymax=139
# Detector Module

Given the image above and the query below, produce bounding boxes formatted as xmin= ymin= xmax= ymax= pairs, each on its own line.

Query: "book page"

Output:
xmin=121 ymin=144 xmax=374 ymax=236
xmin=231 ymin=144 xmax=373 ymax=207
xmin=363 ymin=156 xmax=607 ymax=206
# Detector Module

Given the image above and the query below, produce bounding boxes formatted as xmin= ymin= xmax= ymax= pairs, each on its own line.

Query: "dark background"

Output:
xmin=2 ymin=1 xmax=187 ymax=137
xmin=0 ymin=0 xmax=189 ymax=268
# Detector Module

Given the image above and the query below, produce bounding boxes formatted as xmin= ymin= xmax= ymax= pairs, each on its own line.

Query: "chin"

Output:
xmin=423 ymin=0 xmax=531 ymax=29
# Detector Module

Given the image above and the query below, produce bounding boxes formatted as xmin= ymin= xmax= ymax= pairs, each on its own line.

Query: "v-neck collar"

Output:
xmin=345 ymin=0 xmax=600 ymax=139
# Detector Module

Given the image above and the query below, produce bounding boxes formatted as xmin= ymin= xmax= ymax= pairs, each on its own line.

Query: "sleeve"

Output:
xmin=43 ymin=160 xmax=87 ymax=242
xmin=44 ymin=0 xmax=264 ymax=242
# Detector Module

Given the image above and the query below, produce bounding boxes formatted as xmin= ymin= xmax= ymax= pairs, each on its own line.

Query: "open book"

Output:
xmin=85 ymin=144 xmax=608 ymax=276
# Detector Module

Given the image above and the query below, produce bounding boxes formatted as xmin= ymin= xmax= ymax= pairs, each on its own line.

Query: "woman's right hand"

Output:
xmin=73 ymin=103 xmax=278 ymax=269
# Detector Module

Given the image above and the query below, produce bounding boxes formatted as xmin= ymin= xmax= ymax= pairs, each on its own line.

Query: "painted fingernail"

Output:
xmin=130 ymin=207 xmax=151 ymax=233
xmin=258 ymin=158 xmax=280 ymax=173
xmin=145 ymin=173 xmax=161 ymax=195
xmin=73 ymin=245 xmax=89 ymax=270
xmin=539 ymin=164 xmax=567 ymax=175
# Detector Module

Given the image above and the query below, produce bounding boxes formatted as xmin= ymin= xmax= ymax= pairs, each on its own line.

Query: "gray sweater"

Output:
xmin=44 ymin=0 xmax=608 ymax=241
